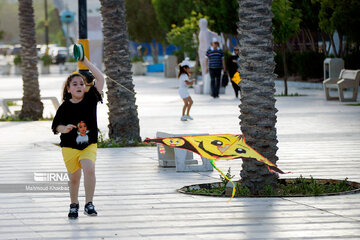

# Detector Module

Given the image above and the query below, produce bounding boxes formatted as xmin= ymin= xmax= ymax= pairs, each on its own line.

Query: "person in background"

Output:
xmin=227 ymin=46 xmax=241 ymax=98
xmin=178 ymin=58 xmax=194 ymax=121
xmin=205 ymin=38 xmax=226 ymax=98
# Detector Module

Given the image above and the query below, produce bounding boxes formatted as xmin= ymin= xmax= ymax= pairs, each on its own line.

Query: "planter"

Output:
xmin=64 ymin=62 xmax=78 ymax=73
xmin=14 ymin=65 xmax=21 ymax=75
xmin=131 ymin=61 xmax=147 ymax=75
xmin=164 ymin=55 xmax=177 ymax=78
xmin=0 ymin=64 xmax=11 ymax=75
xmin=40 ymin=62 xmax=50 ymax=74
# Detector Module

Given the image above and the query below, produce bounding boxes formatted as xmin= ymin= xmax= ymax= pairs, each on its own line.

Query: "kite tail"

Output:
xmin=267 ymin=165 xmax=292 ymax=174
xmin=209 ymin=160 xmax=236 ymax=202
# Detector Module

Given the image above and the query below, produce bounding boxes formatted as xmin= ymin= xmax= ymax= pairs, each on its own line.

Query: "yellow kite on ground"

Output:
xmin=144 ymin=134 xmax=286 ymax=200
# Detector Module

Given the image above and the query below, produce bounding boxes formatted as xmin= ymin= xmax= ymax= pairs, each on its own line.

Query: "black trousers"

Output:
xmin=209 ymin=68 xmax=222 ymax=97
xmin=231 ymin=80 xmax=241 ymax=98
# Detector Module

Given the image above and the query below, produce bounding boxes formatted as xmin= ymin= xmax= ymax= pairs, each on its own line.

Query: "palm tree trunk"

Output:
xmin=100 ymin=0 xmax=141 ymax=145
xmin=18 ymin=0 xmax=43 ymax=120
xmin=237 ymin=0 xmax=279 ymax=194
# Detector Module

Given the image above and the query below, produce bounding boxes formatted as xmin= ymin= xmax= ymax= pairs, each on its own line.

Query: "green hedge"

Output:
xmin=275 ymin=51 xmax=326 ymax=80
xmin=13 ymin=54 xmax=21 ymax=65
xmin=343 ymin=52 xmax=360 ymax=70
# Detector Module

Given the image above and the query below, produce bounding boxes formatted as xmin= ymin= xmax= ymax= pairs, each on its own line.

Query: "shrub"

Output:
xmin=41 ymin=54 xmax=52 ymax=66
xmin=131 ymin=55 xmax=144 ymax=63
xmin=295 ymin=51 xmax=325 ymax=80
xmin=275 ymin=51 xmax=325 ymax=80
xmin=343 ymin=51 xmax=360 ymax=70
xmin=67 ymin=56 xmax=77 ymax=63
xmin=13 ymin=54 xmax=21 ymax=65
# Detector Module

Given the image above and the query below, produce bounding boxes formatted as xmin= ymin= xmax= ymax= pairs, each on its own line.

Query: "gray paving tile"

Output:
xmin=0 ymin=73 xmax=359 ymax=239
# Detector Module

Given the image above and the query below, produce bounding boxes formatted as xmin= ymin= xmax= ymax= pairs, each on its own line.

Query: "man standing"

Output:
xmin=205 ymin=38 xmax=226 ymax=98
xmin=227 ymin=46 xmax=241 ymax=98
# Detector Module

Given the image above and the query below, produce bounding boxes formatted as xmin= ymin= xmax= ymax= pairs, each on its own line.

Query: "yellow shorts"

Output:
xmin=62 ymin=144 xmax=97 ymax=174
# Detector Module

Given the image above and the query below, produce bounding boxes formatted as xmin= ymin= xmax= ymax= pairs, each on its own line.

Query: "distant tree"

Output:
xmin=36 ymin=8 xmax=65 ymax=46
xmin=272 ymin=0 xmax=301 ymax=95
xmin=125 ymin=0 xmax=165 ymax=63
xmin=337 ymin=0 xmax=360 ymax=51
xmin=18 ymin=0 xmax=43 ymax=120
xmin=193 ymin=0 xmax=239 ymax=49
xmin=0 ymin=0 xmax=20 ymax=43
xmin=315 ymin=0 xmax=360 ymax=57
xmin=167 ymin=12 xmax=211 ymax=61
xmin=151 ymin=0 xmax=193 ymax=32
xmin=152 ymin=0 xmax=239 ymax=51
xmin=292 ymin=0 xmax=320 ymax=52
xmin=0 ymin=18 xmax=3 ymax=40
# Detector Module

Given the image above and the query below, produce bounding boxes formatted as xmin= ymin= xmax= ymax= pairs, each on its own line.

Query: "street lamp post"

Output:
xmin=78 ymin=0 xmax=90 ymax=75
xmin=60 ymin=10 xmax=74 ymax=61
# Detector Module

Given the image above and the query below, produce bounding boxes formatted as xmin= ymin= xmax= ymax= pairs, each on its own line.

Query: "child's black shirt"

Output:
xmin=51 ymin=86 xmax=102 ymax=150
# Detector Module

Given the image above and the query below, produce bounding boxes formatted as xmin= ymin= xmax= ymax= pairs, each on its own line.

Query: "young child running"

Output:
xmin=51 ymin=56 xmax=104 ymax=219
xmin=178 ymin=58 xmax=194 ymax=121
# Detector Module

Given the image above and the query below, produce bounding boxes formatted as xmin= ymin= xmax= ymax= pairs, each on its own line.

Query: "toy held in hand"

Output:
xmin=73 ymin=43 xmax=85 ymax=61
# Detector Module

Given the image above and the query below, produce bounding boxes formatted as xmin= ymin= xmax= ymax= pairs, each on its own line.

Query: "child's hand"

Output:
xmin=80 ymin=56 xmax=89 ymax=65
xmin=63 ymin=124 xmax=77 ymax=133
xmin=185 ymin=80 xmax=194 ymax=86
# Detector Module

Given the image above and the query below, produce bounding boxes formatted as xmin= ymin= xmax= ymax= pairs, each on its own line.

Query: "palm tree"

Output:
xmin=237 ymin=0 xmax=279 ymax=194
xmin=18 ymin=0 xmax=43 ymax=120
xmin=99 ymin=0 xmax=141 ymax=145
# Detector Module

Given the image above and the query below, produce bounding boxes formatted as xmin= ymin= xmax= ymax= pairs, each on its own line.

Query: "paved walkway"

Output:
xmin=0 ymin=71 xmax=359 ymax=239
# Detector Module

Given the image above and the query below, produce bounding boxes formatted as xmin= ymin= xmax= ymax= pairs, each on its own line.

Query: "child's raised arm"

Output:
xmin=81 ymin=56 xmax=105 ymax=93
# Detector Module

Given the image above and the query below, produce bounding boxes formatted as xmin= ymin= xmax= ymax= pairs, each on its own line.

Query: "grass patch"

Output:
xmin=345 ymin=103 xmax=360 ymax=106
xmin=97 ymin=130 xmax=156 ymax=148
xmin=184 ymin=169 xmax=356 ymax=197
xmin=6 ymin=101 xmax=19 ymax=106
xmin=275 ymin=92 xmax=307 ymax=97
xmin=0 ymin=115 xmax=53 ymax=121
xmin=186 ymin=186 xmax=224 ymax=195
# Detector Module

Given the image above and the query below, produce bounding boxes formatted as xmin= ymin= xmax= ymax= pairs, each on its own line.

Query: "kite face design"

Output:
xmin=144 ymin=134 xmax=287 ymax=200
xmin=185 ymin=135 xmax=268 ymax=163
xmin=162 ymin=138 xmax=185 ymax=147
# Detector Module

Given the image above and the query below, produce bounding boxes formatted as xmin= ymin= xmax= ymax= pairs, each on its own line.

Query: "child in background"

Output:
xmin=51 ymin=56 xmax=104 ymax=219
xmin=178 ymin=58 xmax=194 ymax=121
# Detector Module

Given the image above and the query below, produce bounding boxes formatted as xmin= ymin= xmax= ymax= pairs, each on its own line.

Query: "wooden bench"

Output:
xmin=0 ymin=97 xmax=60 ymax=118
xmin=156 ymin=131 xmax=213 ymax=172
xmin=323 ymin=69 xmax=360 ymax=102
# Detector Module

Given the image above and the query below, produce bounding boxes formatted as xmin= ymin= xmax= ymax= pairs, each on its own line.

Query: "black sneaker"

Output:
xmin=84 ymin=202 xmax=97 ymax=216
xmin=68 ymin=203 xmax=79 ymax=219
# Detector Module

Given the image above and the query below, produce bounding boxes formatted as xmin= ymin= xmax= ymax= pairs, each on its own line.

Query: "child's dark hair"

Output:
xmin=178 ymin=65 xmax=190 ymax=78
xmin=62 ymin=73 xmax=87 ymax=101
